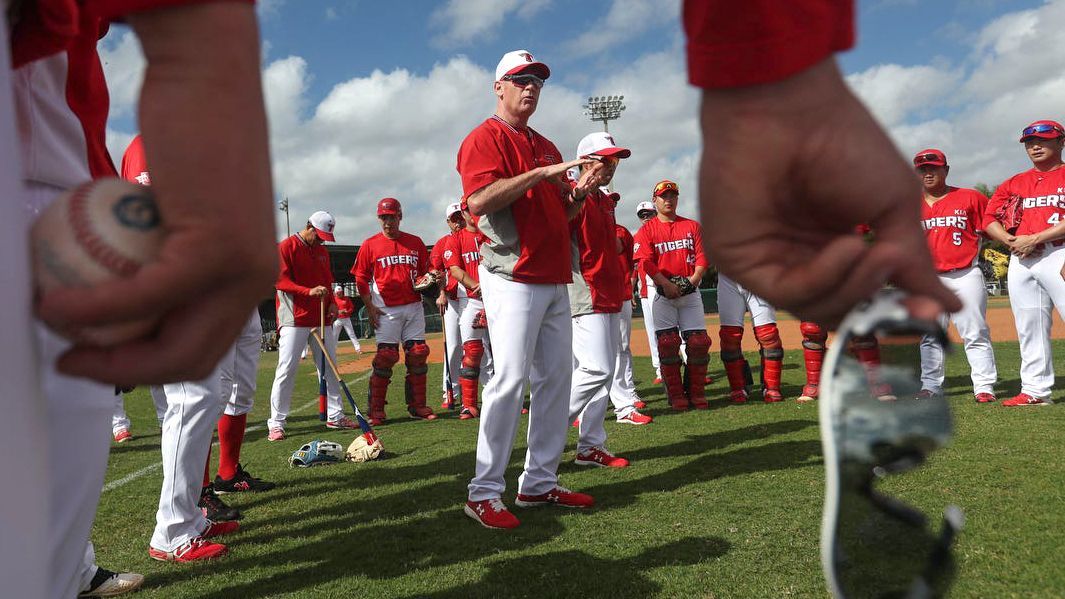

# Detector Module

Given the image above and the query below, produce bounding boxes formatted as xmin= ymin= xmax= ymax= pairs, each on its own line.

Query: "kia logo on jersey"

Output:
xmin=443 ymin=249 xmax=453 ymax=260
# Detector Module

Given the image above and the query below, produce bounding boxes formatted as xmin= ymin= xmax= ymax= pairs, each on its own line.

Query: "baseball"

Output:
xmin=31 ymin=177 xmax=166 ymax=346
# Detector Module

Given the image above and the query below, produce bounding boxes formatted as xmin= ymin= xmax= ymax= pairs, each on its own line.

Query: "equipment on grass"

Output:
xmin=819 ymin=291 xmax=962 ymax=599
xmin=346 ymin=434 xmax=383 ymax=462
xmin=309 ymin=330 xmax=384 ymax=460
xmin=288 ymin=440 xmax=345 ymax=467
xmin=318 ymin=298 xmax=327 ymax=421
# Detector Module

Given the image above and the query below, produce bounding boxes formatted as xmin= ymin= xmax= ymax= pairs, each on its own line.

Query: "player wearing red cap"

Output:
xmin=914 ymin=149 xmax=997 ymax=402
xmin=717 ymin=274 xmax=784 ymax=403
xmin=985 ymin=120 xmax=1065 ymax=406
xmin=352 ymin=198 xmax=436 ymax=424
xmin=431 ymin=204 xmax=464 ymax=408
xmin=267 ymin=211 xmax=358 ymax=439
xmin=633 ymin=180 xmax=711 ymax=411
xmin=458 ymin=49 xmax=598 ymax=529
xmin=444 ymin=203 xmax=495 ymax=419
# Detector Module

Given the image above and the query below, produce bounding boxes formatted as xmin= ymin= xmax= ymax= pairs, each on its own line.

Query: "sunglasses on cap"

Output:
xmin=1021 ymin=123 xmax=1064 ymax=139
xmin=912 ymin=153 xmax=945 ymax=167
xmin=654 ymin=181 xmax=678 ymax=196
xmin=502 ymin=74 xmax=545 ymax=89
xmin=588 ymin=154 xmax=620 ymax=167
xmin=820 ymin=291 xmax=963 ymax=599
xmin=637 ymin=210 xmax=656 ymax=220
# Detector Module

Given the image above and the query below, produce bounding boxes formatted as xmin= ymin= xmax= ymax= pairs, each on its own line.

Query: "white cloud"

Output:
xmin=564 ymin=0 xmax=680 ymax=58
xmin=430 ymin=0 xmax=551 ymax=48
xmin=98 ymin=30 xmax=145 ymax=121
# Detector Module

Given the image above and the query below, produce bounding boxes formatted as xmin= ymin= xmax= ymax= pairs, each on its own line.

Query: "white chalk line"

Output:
xmin=102 ymin=371 xmax=371 ymax=493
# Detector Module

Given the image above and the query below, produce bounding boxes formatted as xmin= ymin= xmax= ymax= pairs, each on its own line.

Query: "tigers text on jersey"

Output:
xmin=920 ymin=187 xmax=987 ymax=273
xmin=632 ymin=216 xmax=708 ymax=279
xmin=430 ymin=233 xmax=460 ymax=298
xmin=568 ymin=188 xmax=624 ymax=316
xmin=275 ymin=234 xmax=335 ymax=329
xmin=985 ymin=168 xmax=1065 ymax=237
xmin=456 ymin=116 xmax=572 ymax=284
xmin=352 ymin=231 xmax=430 ymax=307
xmin=444 ymin=228 xmax=483 ymax=300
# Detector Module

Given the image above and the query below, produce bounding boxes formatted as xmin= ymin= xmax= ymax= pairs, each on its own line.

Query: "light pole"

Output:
xmin=279 ymin=196 xmax=290 ymax=236
xmin=583 ymin=95 xmax=626 ymax=191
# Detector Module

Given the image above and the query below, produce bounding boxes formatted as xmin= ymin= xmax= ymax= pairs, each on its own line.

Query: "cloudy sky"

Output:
xmin=99 ymin=0 xmax=1064 ymax=244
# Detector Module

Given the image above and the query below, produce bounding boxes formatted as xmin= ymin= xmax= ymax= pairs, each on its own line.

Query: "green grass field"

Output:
xmin=94 ymin=338 xmax=1065 ymax=598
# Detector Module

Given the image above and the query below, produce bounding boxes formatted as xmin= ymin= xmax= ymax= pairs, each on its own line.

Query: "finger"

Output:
xmin=874 ymin=220 xmax=963 ymax=315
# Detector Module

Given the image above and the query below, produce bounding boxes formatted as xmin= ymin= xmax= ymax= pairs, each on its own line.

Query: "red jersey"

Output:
xmin=683 ymin=0 xmax=854 ymax=89
xmin=334 ymin=295 xmax=354 ymax=320
xmin=568 ymin=189 xmax=624 ymax=315
xmin=633 ymin=216 xmax=709 ymax=279
xmin=637 ymin=262 xmax=651 ymax=299
xmin=616 ymin=224 xmax=635 ymax=300
xmin=352 ymin=231 xmax=429 ymax=307
xmin=985 ymin=168 xmax=1065 ymax=237
xmin=444 ymin=228 xmax=483 ymax=300
xmin=275 ymin=234 xmax=335 ymax=329
xmin=921 ymin=188 xmax=987 ymax=273
xmin=456 ymin=116 xmax=571 ymax=284
xmin=120 ymin=134 xmax=151 ymax=185
xmin=430 ymin=233 xmax=460 ymax=299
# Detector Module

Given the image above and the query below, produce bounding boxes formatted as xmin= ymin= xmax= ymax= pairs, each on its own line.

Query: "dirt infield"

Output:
xmin=329 ymin=302 xmax=1061 ymax=375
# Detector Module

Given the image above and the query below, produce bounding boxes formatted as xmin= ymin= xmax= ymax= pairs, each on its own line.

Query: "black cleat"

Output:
xmin=214 ymin=463 xmax=276 ymax=493
xmin=198 ymin=485 xmax=243 ymax=521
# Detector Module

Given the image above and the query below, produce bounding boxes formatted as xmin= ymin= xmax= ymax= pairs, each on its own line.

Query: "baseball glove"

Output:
xmin=472 ymin=308 xmax=487 ymax=329
xmin=414 ymin=272 xmax=440 ymax=298
xmin=346 ymin=432 xmax=384 ymax=463
xmin=659 ymin=275 xmax=697 ymax=297
xmin=288 ymin=440 xmax=345 ymax=467
xmin=995 ymin=193 xmax=1024 ymax=234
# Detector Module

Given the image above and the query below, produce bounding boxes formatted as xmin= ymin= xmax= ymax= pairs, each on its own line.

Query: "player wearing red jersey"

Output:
xmin=633 ymin=180 xmax=711 ymax=411
xmin=458 ymin=50 xmax=598 ymax=529
xmin=914 ymin=149 xmax=997 ymax=402
xmin=985 ymin=121 xmax=1065 ymax=406
xmin=444 ymin=204 xmax=495 ymax=419
xmin=432 ymin=204 xmax=464 ymax=408
xmin=331 ymin=286 xmax=362 ymax=353
xmin=352 ymin=198 xmax=436 ymax=424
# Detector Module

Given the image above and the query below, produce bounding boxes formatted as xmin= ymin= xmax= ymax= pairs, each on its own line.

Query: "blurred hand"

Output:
xmin=308 ymin=286 xmax=328 ymax=297
xmin=698 ymin=58 xmax=960 ymax=327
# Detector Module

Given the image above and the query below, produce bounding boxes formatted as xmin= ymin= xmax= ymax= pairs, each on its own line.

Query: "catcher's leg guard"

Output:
xmin=682 ymin=329 xmax=711 ymax=409
xmin=719 ymin=325 xmax=749 ymax=399
xmin=459 ymin=340 xmax=484 ymax=419
xmin=403 ymin=340 xmax=436 ymax=419
xmin=755 ymin=323 xmax=783 ymax=402
xmin=656 ymin=328 xmax=687 ymax=410
xmin=850 ymin=335 xmax=895 ymax=400
xmin=799 ymin=321 xmax=827 ymax=402
xmin=368 ymin=344 xmax=399 ymax=424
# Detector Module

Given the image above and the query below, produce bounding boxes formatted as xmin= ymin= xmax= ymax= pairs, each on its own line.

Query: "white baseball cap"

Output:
xmin=445 ymin=202 xmax=462 ymax=219
xmin=635 ymin=201 xmax=656 ymax=217
xmin=577 ymin=131 xmax=631 ymax=159
xmin=600 ymin=186 xmax=621 ymax=202
xmin=309 ymin=210 xmax=336 ymax=242
xmin=495 ymin=49 xmax=550 ymax=82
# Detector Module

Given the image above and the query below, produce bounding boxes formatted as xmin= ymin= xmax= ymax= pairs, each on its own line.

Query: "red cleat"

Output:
xmin=616 ymin=411 xmax=652 ymax=425
xmin=633 ymin=399 xmax=646 ymax=410
xmin=1002 ymin=393 xmax=1050 ymax=407
xmin=796 ymin=384 xmax=818 ymax=403
xmin=975 ymin=392 xmax=997 ymax=404
xmin=203 ymin=520 xmax=240 ymax=538
xmin=571 ymin=418 xmax=580 ymax=428
xmin=515 ymin=486 xmax=595 ymax=509
xmin=459 ymin=406 xmax=479 ymax=420
xmin=763 ymin=389 xmax=784 ymax=403
xmin=409 ymin=406 xmax=438 ymax=420
xmin=464 ymin=498 xmax=520 ymax=529
xmin=149 ymin=537 xmax=228 ymax=562
xmin=653 ymin=377 xmax=663 ymax=385
xmin=730 ymin=389 xmax=748 ymax=404
xmin=704 ymin=375 xmax=714 ymax=385
xmin=575 ymin=447 xmax=629 ymax=468
xmin=113 ymin=429 xmax=132 ymax=443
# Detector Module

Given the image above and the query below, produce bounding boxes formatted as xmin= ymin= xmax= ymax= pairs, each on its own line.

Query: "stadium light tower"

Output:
xmin=583 ymin=94 xmax=625 ymax=133
xmin=279 ymin=196 xmax=290 ymax=236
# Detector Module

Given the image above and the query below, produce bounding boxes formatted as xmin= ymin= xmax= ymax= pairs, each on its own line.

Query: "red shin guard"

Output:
xmin=656 ymin=329 xmax=687 ymax=409
xmin=683 ymin=329 xmax=711 ymax=408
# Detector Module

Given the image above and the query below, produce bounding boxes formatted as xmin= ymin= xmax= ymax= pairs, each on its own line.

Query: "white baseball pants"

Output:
xmin=458 ymin=295 xmax=494 ymax=382
xmin=112 ymin=394 xmax=132 ymax=435
xmin=919 ymin=266 xmax=997 ymax=395
xmin=373 ymin=301 xmax=426 ymax=344
xmin=609 ymin=301 xmax=639 ymax=418
xmin=151 ymin=358 xmax=230 ymax=553
xmin=468 ymin=267 xmax=572 ymax=502
xmin=331 ymin=317 xmax=362 ymax=353
xmin=717 ymin=273 xmax=776 ymax=327
xmin=570 ymin=312 xmax=621 ymax=451
xmin=222 ymin=310 xmax=262 ymax=417
xmin=267 ymin=325 xmax=344 ymax=430
xmin=441 ymin=297 xmax=462 ymax=397
xmin=640 ymin=275 xmax=661 ymax=377
xmin=651 ymin=288 xmax=706 ymax=332
xmin=1006 ymin=245 xmax=1065 ymax=398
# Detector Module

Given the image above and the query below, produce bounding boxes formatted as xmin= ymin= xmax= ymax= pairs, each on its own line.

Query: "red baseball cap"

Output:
xmin=1020 ymin=120 xmax=1065 ymax=142
xmin=913 ymin=149 xmax=947 ymax=167
xmin=377 ymin=197 xmax=402 ymax=216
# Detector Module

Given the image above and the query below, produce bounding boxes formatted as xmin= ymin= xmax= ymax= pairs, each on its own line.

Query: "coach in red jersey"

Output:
xmin=267 ymin=211 xmax=358 ymax=439
xmin=457 ymin=49 xmax=600 ymax=529
xmin=633 ymin=180 xmax=712 ymax=411
xmin=431 ymin=204 xmax=464 ymax=408
xmin=914 ymin=149 xmax=997 ymax=403
xmin=352 ymin=198 xmax=436 ymax=424
xmin=984 ymin=121 xmax=1065 ymax=406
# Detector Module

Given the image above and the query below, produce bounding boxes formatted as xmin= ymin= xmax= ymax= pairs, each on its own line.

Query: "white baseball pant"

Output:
xmin=222 ymin=310 xmax=262 ymax=416
xmin=608 ymin=301 xmax=639 ymax=419
xmin=268 ymin=325 xmax=344 ymax=430
xmin=458 ymin=295 xmax=494 ymax=382
xmin=570 ymin=312 xmax=621 ymax=451
xmin=441 ymin=297 xmax=462 ymax=397
xmin=373 ymin=301 xmax=426 ymax=344
xmin=468 ymin=267 xmax=572 ymax=501
xmin=112 ymin=393 xmax=132 ymax=435
xmin=919 ymin=266 xmax=997 ymax=395
xmin=331 ymin=316 xmax=363 ymax=353
xmin=640 ymin=275 xmax=661 ymax=377
xmin=717 ymin=273 xmax=776 ymax=327
xmin=150 ymin=356 xmax=230 ymax=553
xmin=150 ymin=384 xmax=167 ymax=426
xmin=651 ymin=288 xmax=706 ymax=332
xmin=1006 ymin=245 xmax=1065 ymax=398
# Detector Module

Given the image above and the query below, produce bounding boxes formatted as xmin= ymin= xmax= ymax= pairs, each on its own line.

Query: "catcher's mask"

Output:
xmin=820 ymin=291 xmax=964 ymax=599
